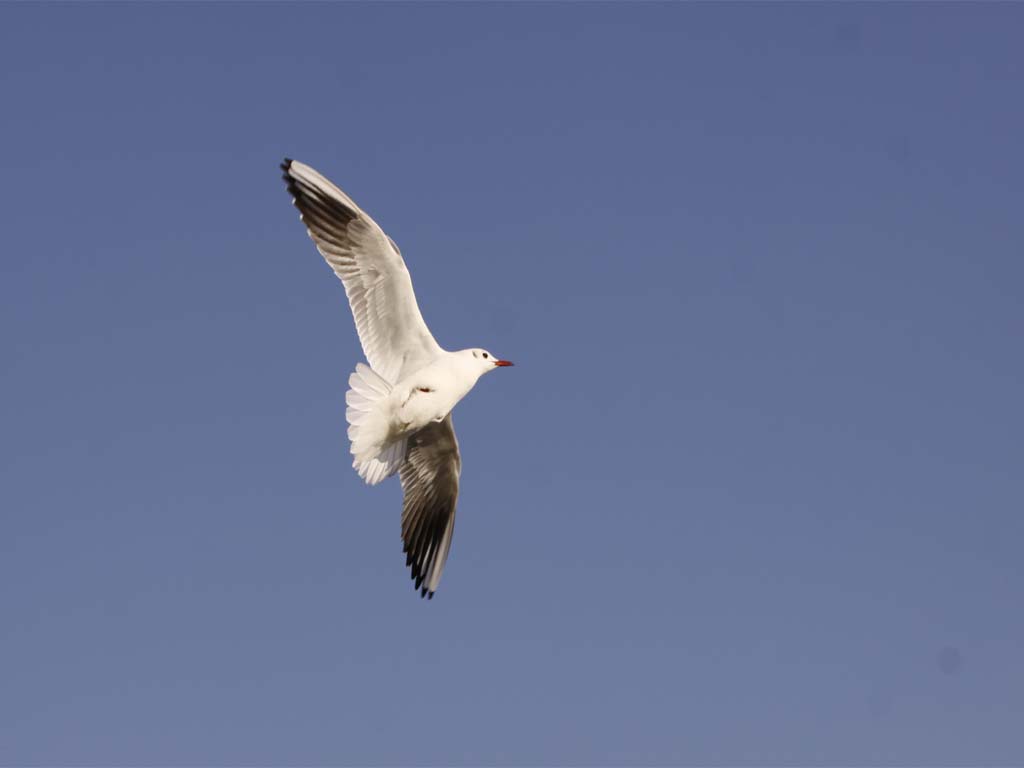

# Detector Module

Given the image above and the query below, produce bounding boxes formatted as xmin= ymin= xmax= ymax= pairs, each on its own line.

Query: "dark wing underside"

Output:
xmin=400 ymin=415 xmax=461 ymax=598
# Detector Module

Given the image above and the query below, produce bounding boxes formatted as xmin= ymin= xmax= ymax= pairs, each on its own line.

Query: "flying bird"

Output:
xmin=280 ymin=159 xmax=512 ymax=598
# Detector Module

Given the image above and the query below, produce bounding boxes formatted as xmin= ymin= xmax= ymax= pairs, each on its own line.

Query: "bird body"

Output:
xmin=281 ymin=158 xmax=512 ymax=598
xmin=345 ymin=350 xmax=501 ymax=486
xmin=394 ymin=350 xmax=498 ymax=427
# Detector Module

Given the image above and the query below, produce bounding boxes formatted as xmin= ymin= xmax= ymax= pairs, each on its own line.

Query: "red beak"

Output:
xmin=493 ymin=360 xmax=514 ymax=367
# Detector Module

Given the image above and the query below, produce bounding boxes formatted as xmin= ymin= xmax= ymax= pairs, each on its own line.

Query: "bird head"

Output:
xmin=464 ymin=348 xmax=513 ymax=376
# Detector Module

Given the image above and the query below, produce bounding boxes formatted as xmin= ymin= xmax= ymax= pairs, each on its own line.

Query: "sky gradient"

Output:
xmin=2 ymin=3 xmax=1023 ymax=764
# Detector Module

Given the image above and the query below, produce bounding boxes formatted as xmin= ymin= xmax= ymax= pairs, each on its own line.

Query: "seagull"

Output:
xmin=280 ymin=159 xmax=513 ymax=599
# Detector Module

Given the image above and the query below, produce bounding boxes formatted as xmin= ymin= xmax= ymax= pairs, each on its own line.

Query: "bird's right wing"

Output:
xmin=282 ymin=159 xmax=443 ymax=384
xmin=400 ymin=415 xmax=462 ymax=598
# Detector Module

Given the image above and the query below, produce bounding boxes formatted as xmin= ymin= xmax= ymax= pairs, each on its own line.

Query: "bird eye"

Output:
xmin=483 ymin=352 xmax=489 ymax=359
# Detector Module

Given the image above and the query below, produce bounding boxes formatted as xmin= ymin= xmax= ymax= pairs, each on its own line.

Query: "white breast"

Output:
xmin=395 ymin=356 xmax=478 ymax=432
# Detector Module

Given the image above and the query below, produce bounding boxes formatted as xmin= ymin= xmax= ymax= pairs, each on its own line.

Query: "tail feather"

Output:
xmin=345 ymin=363 xmax=406 ymax=485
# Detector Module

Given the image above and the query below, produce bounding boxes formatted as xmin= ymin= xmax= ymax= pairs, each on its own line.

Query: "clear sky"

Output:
xmin=2 ymin=3 xmax=1022 ymax=765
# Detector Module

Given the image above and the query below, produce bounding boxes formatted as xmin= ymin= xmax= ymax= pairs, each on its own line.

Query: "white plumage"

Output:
xmin=281 ymin=159 xmax=513 ymax=598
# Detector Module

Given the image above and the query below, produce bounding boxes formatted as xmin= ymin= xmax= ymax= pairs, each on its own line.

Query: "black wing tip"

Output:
xmin=280 ymin=158 xmax=300 ymax=190
xmin=414 ymin=575 xmax=435 ymax=599
xmin=403 ymin=544 xmax=437 ymax=600
xmin=279 ymin=161 xmax=306 ymax=206
xmin=280 ymin=158 xmax=297 ymax=187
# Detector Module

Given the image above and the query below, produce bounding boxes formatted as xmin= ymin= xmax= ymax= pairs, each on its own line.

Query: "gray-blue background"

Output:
xmin=2 ymin=3 xmax=1022 ymax=764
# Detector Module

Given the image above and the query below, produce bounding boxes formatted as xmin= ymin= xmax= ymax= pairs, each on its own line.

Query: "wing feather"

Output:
xmin=281 ymin=159 xmax=443 ymax=383
xmin=400 ymin=416 xmax=461 ymax=599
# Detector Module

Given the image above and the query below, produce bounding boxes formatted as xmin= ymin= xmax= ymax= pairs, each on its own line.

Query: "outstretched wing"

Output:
xmin=282 ymin=159 xmax=443 ymax=384
xmin=400 ymin=415 xmax=462 ymax=598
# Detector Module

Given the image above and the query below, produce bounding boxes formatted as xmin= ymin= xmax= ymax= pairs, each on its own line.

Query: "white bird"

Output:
xmin=281 ymin=159 xmax=513 ymax=598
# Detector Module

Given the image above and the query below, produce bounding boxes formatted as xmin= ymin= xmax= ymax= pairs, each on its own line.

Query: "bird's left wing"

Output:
xmin=282 ymin=159 xmax=443 ymax=384
xmin=400 ymin=415 xmax=462 ymax=598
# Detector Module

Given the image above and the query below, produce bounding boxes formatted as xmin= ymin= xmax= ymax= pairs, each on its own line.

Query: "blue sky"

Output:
xmin=2 ymin=3 xmax=1022 ymax=764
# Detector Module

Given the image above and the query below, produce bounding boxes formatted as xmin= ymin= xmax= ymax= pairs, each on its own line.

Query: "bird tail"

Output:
xmin=345 ymin=363 xmax=406 ymax=485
